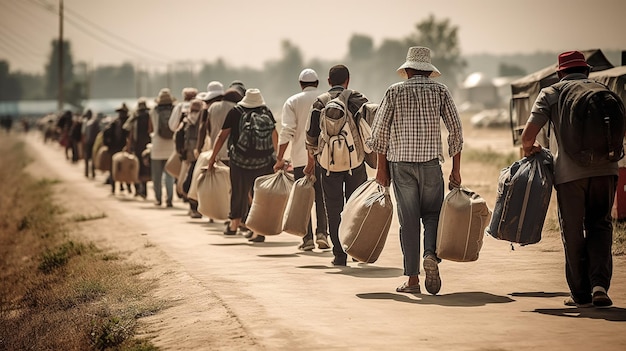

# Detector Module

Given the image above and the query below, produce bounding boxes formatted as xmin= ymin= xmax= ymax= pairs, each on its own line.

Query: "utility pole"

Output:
xmin=57 ymin=0 xmax=64 ymax=111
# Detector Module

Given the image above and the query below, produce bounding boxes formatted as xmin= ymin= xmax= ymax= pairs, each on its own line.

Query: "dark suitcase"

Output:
xmin=486 ymin=148 xmax=554 ymax=245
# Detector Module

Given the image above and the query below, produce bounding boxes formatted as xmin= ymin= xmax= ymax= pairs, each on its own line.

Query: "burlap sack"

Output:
xmin=197 ymin=162 xmax=231 ymax=220
xmin=246 ymin=171 xmax=295 ymax=236
xmin=339 ymin=179 xmax=393 ymax=263
xmin=436 ymin=187 xmax=491 ymax=262
xmin=111 ymin=151 xmax=139 ymax=184
xmin=164 ymin=151 xmax=182 ymax=179
xmin=282 ymin=174 xmax=316 ymax=237
xmin=187 ymin=150 xmax=213 ymax=201
xmin=95 ymin=146 xmax=112 ymax=172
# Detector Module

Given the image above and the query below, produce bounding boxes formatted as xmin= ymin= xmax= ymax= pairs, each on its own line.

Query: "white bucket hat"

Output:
xmin=397 ymin=46 xmax=441 ymax=79
xmin=204 ymin=81 xmax=224 ymax=101
xmin=238 ymin=88 xmax=266 ymax=108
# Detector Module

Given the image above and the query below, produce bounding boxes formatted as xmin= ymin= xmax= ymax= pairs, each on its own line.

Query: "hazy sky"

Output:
xmin=1 ymin=0 xmax=625 ymax=74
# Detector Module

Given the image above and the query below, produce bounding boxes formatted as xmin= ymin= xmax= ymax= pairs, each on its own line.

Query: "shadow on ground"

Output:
xmin=531 ymin=307 xmax=626 ymax=322
xmin=296 ymin=265 xmax=403 ymax=278
xmin=509 ymin=291 xmax=570 ymax=298
xmin=357 ymin=291 xmax=515 ymax=307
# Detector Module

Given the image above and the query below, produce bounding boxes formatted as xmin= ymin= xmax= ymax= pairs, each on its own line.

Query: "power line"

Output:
xmin=23 ymin=0 xmax=171 ymax=66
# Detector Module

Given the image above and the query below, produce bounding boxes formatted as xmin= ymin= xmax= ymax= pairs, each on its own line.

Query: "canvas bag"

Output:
xmin=246 ymin=170 xmax=295 ymax=236
xmin=553 ymin=79 xmax=626 ymax=166
xmin=197 ymin=162 xmax=231 ymax=220
xmin=436 ymin=187 xmax=492 ymax=262
xmin=111 ymin=151 xmax=139 ymax=183
xmin=317 ymin=89 xmax=365 ymax=175
xmin=95 ymin=145 xmax=112 ymax=171
xmin=339 ymin=179 xmax=393 ymax=263
xmin=164 ymin=151 xmax=182 ymax=179
xmin=282 ymin=174 xmax=316 ymax=237
xmin=187 ymin=150 xmax=214 ymax=201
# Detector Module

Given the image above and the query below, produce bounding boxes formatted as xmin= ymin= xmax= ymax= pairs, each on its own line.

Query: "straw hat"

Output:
xmin=397 ymin=46 xmax=441 ymax=78
xmin=238 ymin=88 xmax=266 ymax=108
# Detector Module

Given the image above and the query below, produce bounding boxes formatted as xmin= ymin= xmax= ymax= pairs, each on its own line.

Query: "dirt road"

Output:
xmin=23 ymin=134 xmax=626 ymax=350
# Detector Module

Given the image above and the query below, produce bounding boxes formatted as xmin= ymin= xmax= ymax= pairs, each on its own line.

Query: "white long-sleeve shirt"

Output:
xmin=278 ymin=86 xmax=319 ymax=168
xmin=168 ymin=101 xmax=190 ymax=132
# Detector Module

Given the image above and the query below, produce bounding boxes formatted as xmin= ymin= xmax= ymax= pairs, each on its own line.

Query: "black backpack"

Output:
xmin=555 ymin=79 xmax=626 ymax=166
xmin=155 ymin=105 xmax=174 ymax=139
xmin=229 ymin=106 xmax=275 ymax=169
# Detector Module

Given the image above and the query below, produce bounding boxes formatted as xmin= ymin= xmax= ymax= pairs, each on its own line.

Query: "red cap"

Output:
xmin=557 ymin=51 xmax=589 ymax=71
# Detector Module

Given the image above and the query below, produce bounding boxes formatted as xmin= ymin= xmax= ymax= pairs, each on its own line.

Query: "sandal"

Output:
xmin=396 ymin=281 xmax=421 ymax=294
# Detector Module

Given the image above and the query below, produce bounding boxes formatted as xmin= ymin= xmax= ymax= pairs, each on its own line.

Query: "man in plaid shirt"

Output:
xmin=367 ymin=46 xmax=463 ymax=295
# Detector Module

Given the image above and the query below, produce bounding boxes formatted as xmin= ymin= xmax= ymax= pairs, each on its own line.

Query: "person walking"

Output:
xmin=274 ymin=68 xmax=329 ymax=251
xmin=149 ymin=88 xmax=176 ymax=207
xmin=168 ymin=87 xmax=198 ymax=133
xmin=304 ymin=64 xmax=369 ymax=266
xmin=207 ymin=88 xmax=278 ymax=243
xmin=82 ymin=109 xmax=102 ymax=179
xmin=521 ymin=50 xmax=622 ymax=308
xmin=103 ymin=103 xmax=132 ymax=195
xmin=123 ymin=98 xmax=152 ymax=199
xmin=367 ymin=47 xmax=463 ymax=295
xmin=176 ymin=98 xmax=206 ymax=218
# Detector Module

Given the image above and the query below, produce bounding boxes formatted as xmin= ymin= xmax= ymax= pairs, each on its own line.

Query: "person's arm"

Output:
xmin=521 ymin=121 xmax=543 ymax=157
xmin=274 ymin=143 xmax=289 ymax=172
xmin=449 ymin=152 xmax=461 ymax=188
xmin=195 ymin=109 xmax=209 ymax=158
xmin=375 ymin=152 xmax=390 ymax=187
xmin=207 ymin=128 xmax=230 ymax=170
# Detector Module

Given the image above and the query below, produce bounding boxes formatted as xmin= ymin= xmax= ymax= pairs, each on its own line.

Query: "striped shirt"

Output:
xmin=367 ymin=75 xmax=463 ymax=162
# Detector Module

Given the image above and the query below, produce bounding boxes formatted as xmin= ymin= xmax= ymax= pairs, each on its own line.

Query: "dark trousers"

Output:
xmin=183 ymin=160 xmax=198 ymax=211
xmin=294 ymin=164 xmax=328 ymax=242
xmin=229 ymin=163 xmax=273 ymax=221
xmin=84 ymin=142 xmax=95 ymax=178
xmin=555 ymin=175 xmax=616 ymax=303
xmin=319 ymin=163 xmax=367 ymax=258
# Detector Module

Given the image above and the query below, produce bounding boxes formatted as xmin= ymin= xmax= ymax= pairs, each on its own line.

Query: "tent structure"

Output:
xmin=509 ymin=49 xmax=616 ymax=146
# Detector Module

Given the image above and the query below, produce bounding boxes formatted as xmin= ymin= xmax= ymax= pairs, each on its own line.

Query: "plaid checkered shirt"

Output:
xmin=367 ymin=75 xmax=463 ymax=162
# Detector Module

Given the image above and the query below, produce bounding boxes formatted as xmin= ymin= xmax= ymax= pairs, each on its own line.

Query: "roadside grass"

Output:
xmin=462 ymin=147 xmax=518 ymax=170
xmin=0 ymin=138 xmax=161 ymax=351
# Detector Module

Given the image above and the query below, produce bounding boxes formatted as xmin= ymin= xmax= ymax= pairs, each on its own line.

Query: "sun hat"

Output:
xmin=155 ymin=88 xmax=173 ymax=105
xmin=136 ymin=98 xmax=148 ymax=111
xmin=189 ymin=99 xmax=203 ymax=112
xmin=238 ymin=88 xmax=266 ymax=108
xmin=557 ymin=50 xmax=590 ymax=71
xmin=397 ymin=46 xmax=441 ymax=78
xmin=298 ymin=68 xmax=318 ymax=82
xmin=204 ymin=81 xmax=224 ymax=101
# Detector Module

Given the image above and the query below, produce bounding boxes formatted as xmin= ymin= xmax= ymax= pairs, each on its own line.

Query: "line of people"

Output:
xmin=42 ymin=46 xmax=616 ymax=306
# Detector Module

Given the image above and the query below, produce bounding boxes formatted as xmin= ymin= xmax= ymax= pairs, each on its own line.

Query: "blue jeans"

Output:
xmin=151 ymin=159 xmax=174 ymax=204
xmin=390 ymin=160 xmax=444 ymax=276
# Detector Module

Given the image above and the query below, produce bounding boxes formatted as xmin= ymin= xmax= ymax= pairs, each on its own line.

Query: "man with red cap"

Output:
xmin=521 ymin=51 xmax=620 ymax=308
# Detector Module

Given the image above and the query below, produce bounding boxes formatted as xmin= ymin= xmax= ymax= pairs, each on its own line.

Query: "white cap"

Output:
xmin=298 ymin=68 xmax=318 ymax=83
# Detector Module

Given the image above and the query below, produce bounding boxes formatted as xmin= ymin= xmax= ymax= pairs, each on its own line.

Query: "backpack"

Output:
xmin=317 ymin=89 xmax=365 ymax=175
xmin=555 ymin=79 xmax=626 ymax=166
xmin=354 ymin=102 xmax=378 ymax=169
xmin=156 ymin=105 xmax=174 ymax=139
xmin=234 ymin=106 xmax=275 ymax=157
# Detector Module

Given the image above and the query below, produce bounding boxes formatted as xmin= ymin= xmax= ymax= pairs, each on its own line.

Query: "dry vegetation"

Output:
xmin=0 ymin=138 xmax=161 ymax=350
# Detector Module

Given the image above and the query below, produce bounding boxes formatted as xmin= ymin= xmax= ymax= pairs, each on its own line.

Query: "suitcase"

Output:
xmin=486 ymin=148 xmax=554 ymax=245
xmin=197 ymin=162 xmax=231 ymax=220
xmin=339 ymin=179 xmax=393 ymax=263
xmin=436 ymin=187 xmax=491 ymax=262
xmin=282 ymin=174 xmax=316 ymax=237
xmin=111 ymin=151 xmax=139 ymax=184
xmin=246 ymin=171 xmax=295 ymax=236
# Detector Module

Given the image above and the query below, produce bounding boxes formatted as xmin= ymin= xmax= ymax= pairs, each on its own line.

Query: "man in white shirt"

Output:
xmin=274 ymin=69 xmax=329 ymax=251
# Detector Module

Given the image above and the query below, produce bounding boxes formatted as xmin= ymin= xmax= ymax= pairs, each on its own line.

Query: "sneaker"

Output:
xmin=223 ymin=226 xmax=237 ymax=236
xmin=592 ymin=291 xmax=613 ymax=308
xmin=298 ymin=239 xmax=315 ymax=251
xmin=249 ymin=235 xmax=265 ymax=243
xmin=243 ymin=230 xmax=254 ymax=239
xmin=154 ymin=201 xmax=162 ymax=207
xmin=423 ymin=255 xmax=441 ymax=295
xmin=316 ymin=233 xmax=330 ymax=249
xmin=564 ymin=296 xmax=593 ymax=308
xmin=166 ymin=201 xmax=173 ymax=208
xmin=190 ymin=211 xmax=202 ymax=219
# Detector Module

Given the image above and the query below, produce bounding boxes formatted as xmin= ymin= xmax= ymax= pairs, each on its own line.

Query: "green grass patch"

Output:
xmin=463 ymin=147 xmax=518 ymax=169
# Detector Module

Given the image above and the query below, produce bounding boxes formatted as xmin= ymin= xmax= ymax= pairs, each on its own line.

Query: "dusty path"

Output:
xmin=23 ymin=134 xmax=626 ymax=351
